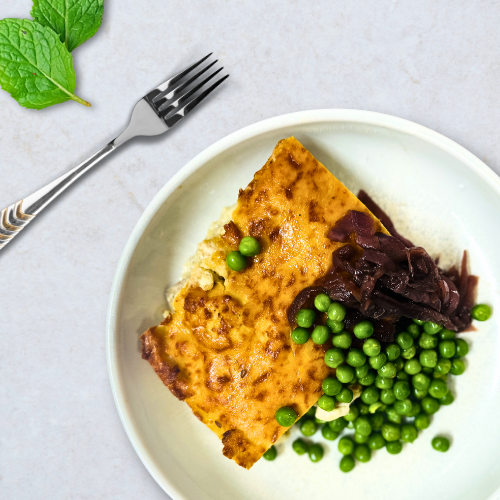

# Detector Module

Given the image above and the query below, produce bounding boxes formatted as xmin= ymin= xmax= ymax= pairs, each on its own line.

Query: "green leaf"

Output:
xmin=31 ymin=0 xmax=104 ymax=52
xmin=0 ymin=19 xmax=90 ymax=109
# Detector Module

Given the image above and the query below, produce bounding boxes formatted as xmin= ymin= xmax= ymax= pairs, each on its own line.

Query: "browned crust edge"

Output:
xmin=140 ymin=326 xmax=192 ymax=401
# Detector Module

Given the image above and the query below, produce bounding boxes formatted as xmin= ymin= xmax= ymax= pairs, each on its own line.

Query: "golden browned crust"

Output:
xmin=140 ymin=137 xmax=388 ymax=469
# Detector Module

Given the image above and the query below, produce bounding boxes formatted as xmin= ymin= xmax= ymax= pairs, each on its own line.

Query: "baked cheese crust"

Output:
xmin=141 ymin=137 xmax=386 ymax=468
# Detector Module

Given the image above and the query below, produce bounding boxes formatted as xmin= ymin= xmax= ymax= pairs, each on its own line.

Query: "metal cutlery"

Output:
xmin=0 ymin=54 xmax=228 ymax=250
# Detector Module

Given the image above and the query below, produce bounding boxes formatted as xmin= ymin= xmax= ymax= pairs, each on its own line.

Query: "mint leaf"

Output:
xmin=31 ymin=0 xmax=104 ymax=52
xmin=0 ymin=19 xmax=90 ymax=109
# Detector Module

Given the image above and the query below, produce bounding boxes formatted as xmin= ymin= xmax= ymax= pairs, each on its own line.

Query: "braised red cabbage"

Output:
xmin=288 ymin=192 xmax=477 ymax=335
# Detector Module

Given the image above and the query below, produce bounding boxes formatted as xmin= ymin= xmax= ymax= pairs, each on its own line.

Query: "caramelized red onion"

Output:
xmin=288 ymin=192 xmax=477 ymax=335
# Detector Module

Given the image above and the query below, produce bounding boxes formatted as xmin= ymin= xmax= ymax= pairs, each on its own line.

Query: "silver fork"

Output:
xmin=0 ymin=54 xmax=228 ymax=250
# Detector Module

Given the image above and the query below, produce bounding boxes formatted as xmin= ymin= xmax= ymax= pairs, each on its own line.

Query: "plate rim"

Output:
xmin=106 ymin=109 xmax=500 ymax=499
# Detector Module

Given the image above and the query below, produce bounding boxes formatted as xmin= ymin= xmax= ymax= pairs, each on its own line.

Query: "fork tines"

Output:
xmin=146 ymin=54 xmax=229 ymax=129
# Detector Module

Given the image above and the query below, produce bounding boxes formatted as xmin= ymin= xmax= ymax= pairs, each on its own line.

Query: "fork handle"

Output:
xmin=0 ymin=141 xmax=117 ymax=250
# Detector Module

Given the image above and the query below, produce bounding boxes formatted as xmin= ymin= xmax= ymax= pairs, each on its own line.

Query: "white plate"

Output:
xmin=107 ymin=110 xmax=500 ymax=500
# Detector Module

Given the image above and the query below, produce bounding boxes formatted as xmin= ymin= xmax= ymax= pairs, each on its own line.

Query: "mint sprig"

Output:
xmin=0 ymin=19 xmax=90 ymax=109
xmin=0 ymin=0 xmax=104 ymax=110
xmin=31 ymin=0 xmax=104 ymax=52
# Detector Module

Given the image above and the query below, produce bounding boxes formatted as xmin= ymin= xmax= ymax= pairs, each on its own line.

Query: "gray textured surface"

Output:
xmin=1 ymin=1 xmax=500 ymax=498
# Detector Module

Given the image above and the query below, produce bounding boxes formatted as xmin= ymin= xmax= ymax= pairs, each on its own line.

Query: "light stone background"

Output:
xmin=1 ymin=1 xmax=500 ymax=498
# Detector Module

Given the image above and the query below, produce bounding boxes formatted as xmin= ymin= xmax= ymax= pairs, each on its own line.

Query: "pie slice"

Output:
xmin=140 ymin=137 xmax=388 ymax=469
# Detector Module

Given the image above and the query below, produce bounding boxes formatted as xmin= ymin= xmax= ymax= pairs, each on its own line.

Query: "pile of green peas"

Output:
xmin=226 ymin=236 xmax=261 ymax=271
xmin=268 ymin=295 xmax=492 ymax=467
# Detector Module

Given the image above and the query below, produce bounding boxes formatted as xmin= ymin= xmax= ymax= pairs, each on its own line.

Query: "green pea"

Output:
xmin=328 ymin=302 xmax=347 ymax=322
xmin=358 ymin=403 xmax=370 ymax=415
xmin=420 ymin=349 xmax=438 ymax=368
xmin=300 ymin=419 xmax=317 ymax=436
xmin=311 ymin=325 xmax=330 ymax=345
xmin=393 ymin=381 xmax=410 ymax=401
xmin=322 ymin=377 xmax=342 ymax=396
xmin=362 ymin=338 xmax=381 ymax=357
xmin=346 ymin=348 xmax=367 ymax=368
xmin=296 ymin=309 xmax=316 ymax=328
xmin=375 ymin=375 xmax=394 ymax=389
xmin=439 ymin=328 xmax=456 ymax=340
xmin=439 ymin=340 xmax=456 ymax=358
xmin=354 ymin=444 xmax=371 ymax=463
xmin=380 ymin=388 xmax=396 ymax=405
xmin=386 ymin=406 xmax=402 ymax=424
xmin=432 ymin=436 xmax=450 ymax=452
xmin=394 ymin=399 xmax=413 ymax=415
xmin=336 ymin=364 xmax=355 ymax=383
xmin=422 ymin=366 xmax=434 ymax=374
xmin=435 ymin=358 xmax=452 ymax=375
xmin=440 ymin=391 xmax=454 ymax=405
xmin=336 ymin=387 xmax=354 ymax=403
xmin=396 ymin=371 xmax=408 ymax=381
xmin=308 ymin=443 xmax=324 ymax=462
xmin=327 ymin=319 xmax=346 ymax=334
xmin=450 ymin=358 xmax=465 ymax=375
xmin=315 ymin=417 xmax=327 ymax=424
xmin=226 ymin=251 xmax=247 ymax=271
xmin=370 ymin=413 xmax=385 ymax=430
xmin=385 ymin=343 xmax=401 ymax=361
xmin=419 ymin=332 xmax=439 ymax=349
xmin=424 ymin=321 xmax=443 ymax=335
xmin=407 ymin=324 xmax=420 ymax=339
xmin=354 ymin=416 xmax=372 ymax=437
xmin=359 ymin=370 xmax=376 ymax=386
xmin=356 ymin=364 xmax=370 ymax=379
xmin=339 ymin=455 xmax=355 ymax=472
xmin=338 ymin=436 xmax=355 ymax=455
xmin=404 ymin=359 xmax=422 ymax=375
xmin=413 ymin=387 xmax=428 ymax=399
xmin=239 ymin=236 xmax=260 ymax=257
xmin=291 ymin=327 xmax=310 ymax=345
xmin=368 ymin=432 xmax=386 ymax=450
xmin=332 ymin=331 xmax=352 ymax=349
xmin=386 ymin=440 xmax=403 ymax=454
xmin=369 ymin=353 xmax=387 ymax=370
xmin=317 ymin=394 xmax=336 ymax=412
xmin=378 ymin=362 xmax=397 ymax=379
xmin=412 ymin=373 xmax=431 ymax=391
xmin=414 ymin=413 xmax=431 ymax=430
xmin=471 ymin=304 xmax=492 ymax=321
xmin=413 ymin=319 xmax=425 ymax=326
xmin=314 ymin=293 xmax=332 ymax=312
xmin=428 ymin=379 xmax=448 ymax=399
xmin=361 ymin=386 xmax=380 ymax=405
xmin=292 ymin=438 xmax=309 ymax=455
xmin=353 ymin=320 xmax=374 ymax=339
xmin=396 ymin=332 xmax=414 ymax=350
xmin=455 ymin=338 xmax=469 ymax=357
xmin=344 ymin=405 xmax=360 ymax=422
xmin=354 ymin=432 xmax=369 ymax=444
xmin=381 ymin=423 xmax=401 ymax=442
xmin=421 ymin=397 xmax=440 ymax=415
xmin=394 ymin=358 xmax=405 ymax=371
xmin=329 ymin=418 xmax=348 ymax=432
xmin=401 ymin=424 xmax=419 ymax=443
xmin=275 ymin=406 xmax=297 ymax=426
xmin=322 ymin=425 xmax=339 ymax=440
xmin=325 ymin=348 xmax=344 ymax=369
xmin=401 ymin=345 xmax=417 ymax=360
xmin=263 ymin=445 xmax=277 ymax=460
xmin=407 ymin=401 xmax=422 ymax=418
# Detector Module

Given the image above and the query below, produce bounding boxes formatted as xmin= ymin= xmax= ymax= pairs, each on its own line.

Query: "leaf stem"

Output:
xmin=72 ymin=94 xmax=91 ymax=107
